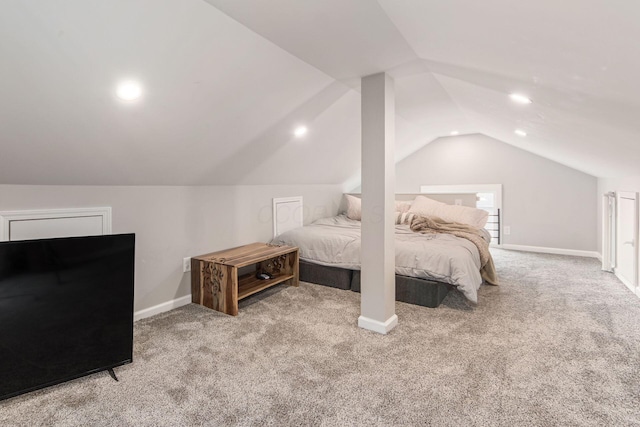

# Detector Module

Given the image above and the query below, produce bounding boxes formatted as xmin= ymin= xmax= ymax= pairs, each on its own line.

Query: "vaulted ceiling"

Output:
xmin=2 ymin=0 xmax=639 ymax=185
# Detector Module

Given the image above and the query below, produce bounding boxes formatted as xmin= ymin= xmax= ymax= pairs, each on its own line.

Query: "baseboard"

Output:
xmin=499 ymin=244 xmax=599 ymax=258
xmin=358 ymin=314 xmax=398 ymax=334
xmin=134 ymin=294 xmax=192 ymax=322
xmin=595 ymin=252 xmax=603 ymax=262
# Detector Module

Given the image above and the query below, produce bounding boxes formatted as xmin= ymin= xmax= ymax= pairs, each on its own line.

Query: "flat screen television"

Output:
xmin=0 ymin=233 xmax=135 ymax=401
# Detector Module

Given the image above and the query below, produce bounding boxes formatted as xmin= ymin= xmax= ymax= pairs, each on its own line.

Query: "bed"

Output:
xmin=271 ymin=195 xmax=497 ymax=307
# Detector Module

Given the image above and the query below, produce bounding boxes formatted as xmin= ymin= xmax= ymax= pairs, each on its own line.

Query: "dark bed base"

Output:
xmin=298 ymin=260 xmax=352 ymax=290
xmin=299 ymin=260 xmax=450 ymax=308
xmin=351 ymin=271 xmax=450 ymax=308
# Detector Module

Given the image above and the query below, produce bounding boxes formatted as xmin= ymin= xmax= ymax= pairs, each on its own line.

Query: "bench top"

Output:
xmin=192 ymin=242 xmax=298 ymax=268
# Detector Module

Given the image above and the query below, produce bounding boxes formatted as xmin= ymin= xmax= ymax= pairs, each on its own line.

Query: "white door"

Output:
xmin=616 ymin=192 xmax=638 ymax=294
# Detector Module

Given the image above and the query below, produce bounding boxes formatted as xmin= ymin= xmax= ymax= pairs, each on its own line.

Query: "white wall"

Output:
xmin=0 ymin=184 xmax=342 ymax=313
xmin=395 ymin=134 xmax=598 ymax=251
xmin=597 ymin=176 xmax=640 ymax=255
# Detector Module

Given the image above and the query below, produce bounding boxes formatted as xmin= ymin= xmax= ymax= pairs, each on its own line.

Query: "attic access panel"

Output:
xmin=0 ymin=208 xmax=112 ymax=241
xmin=272 ymin=197 xmax=303 ymax=238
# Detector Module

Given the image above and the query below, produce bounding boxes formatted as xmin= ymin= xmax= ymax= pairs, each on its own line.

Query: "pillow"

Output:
xmin=395 ymin=200 xmax=412 ymax=214
xmin=395 ymin=212 xmax=415 ymax=225
xmin=345 ymin=194 xmax=361 ymax=220
xmin=409 ymin=195 xmax=488 ymax=228
xmin=344 ymin=196 xmax=414 ymax=221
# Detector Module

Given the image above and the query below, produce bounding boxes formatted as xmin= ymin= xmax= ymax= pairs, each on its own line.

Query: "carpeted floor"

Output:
xmin=2 ymin=249 xmax=640 ymax=426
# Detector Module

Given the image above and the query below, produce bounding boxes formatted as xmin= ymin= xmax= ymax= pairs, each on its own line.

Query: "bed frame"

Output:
xmin=299 ymin=260 xmax=451 ymax=308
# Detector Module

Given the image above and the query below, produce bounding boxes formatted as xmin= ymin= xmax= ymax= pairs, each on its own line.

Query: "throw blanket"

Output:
xmin=410 ymin=215 xmax=498 ymax=285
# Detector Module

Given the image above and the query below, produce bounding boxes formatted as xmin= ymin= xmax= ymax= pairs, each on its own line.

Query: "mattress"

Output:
xmin=271 ymin=215 xmax=489 ymax=303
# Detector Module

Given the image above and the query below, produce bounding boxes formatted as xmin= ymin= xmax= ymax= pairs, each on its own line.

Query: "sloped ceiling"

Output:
xmin=2 ymin=0 xmax=639 ymax=185
xmin=0 ymin=0 xmax=356 ymax=185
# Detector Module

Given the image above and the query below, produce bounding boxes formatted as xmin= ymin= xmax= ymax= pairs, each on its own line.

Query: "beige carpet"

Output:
xmin=2 ymin=249 xmax=640 ymax=426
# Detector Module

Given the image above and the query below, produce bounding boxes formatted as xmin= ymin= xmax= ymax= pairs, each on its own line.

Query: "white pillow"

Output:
xmin=345 ymin=196 xmax=415 ymax=221
xmin=409 ymin=195 xmax=488 ymax=228
xmin=345 ymin=194 xmax=361 ymax=220
xmin=395 ymin=200 xmax=412 ymax=214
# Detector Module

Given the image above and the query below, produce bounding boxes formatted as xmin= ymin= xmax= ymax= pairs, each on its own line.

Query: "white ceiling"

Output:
xmin=2 ymin=0 xmax=639 ymax=185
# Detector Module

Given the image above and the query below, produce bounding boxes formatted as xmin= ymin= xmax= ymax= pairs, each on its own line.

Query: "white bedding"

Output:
xmin=271 ymin=215 xmax=488 ymax=303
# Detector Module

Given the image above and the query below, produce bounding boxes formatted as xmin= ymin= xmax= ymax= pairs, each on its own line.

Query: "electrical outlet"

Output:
xmin=183 ymin=257 xmax=191 ymax=273
xmin=504 ymin=226 xmax=511 ymax=235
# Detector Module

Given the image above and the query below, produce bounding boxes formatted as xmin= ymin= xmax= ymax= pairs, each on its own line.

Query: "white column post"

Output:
xmin=358 ymin=72 xmax=397 ymax=334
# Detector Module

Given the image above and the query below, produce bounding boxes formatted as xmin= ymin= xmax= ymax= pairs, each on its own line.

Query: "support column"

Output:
xmin=359 ymin=72 xmax=397 ymax=334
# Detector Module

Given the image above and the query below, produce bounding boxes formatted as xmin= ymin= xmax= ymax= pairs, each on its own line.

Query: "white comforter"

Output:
xmin=271 ymin=215 xmax=487 ymax=303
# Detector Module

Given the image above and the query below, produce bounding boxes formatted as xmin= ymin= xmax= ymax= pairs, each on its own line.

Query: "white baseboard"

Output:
xmin=134 ymin=294 xmax=192 ymax=322
xmin=498 ymin=244 xmax=599 ymax=258
xmin=358 ymin=314 xmax=398 ymax=334
xmin=595 ymin=252 xmax=603 ymax=262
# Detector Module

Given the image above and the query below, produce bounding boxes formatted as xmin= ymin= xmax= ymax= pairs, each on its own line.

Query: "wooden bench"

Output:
xmin=191 ymin=242 xmax=299 ymax=316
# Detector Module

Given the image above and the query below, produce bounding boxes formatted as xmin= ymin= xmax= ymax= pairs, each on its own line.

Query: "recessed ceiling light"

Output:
xmin=116 ymin=81 xmax=142 ymax=100
xmin=450 ymin=131 xmax=459 ymax=136
xmin=294 ymin=126 xmax=308 ymax=137
xmin=509 ymin=93 xmax=532 ymax=104
xmin=514 ymin=129 xmax=527 ymax=137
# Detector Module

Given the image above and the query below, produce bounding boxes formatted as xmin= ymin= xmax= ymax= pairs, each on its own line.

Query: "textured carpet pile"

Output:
xmin=2 ymin=249 xmax=640 ymax=426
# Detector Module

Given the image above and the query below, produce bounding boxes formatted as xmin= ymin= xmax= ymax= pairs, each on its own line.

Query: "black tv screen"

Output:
xmin=0 ymin=233 xmax=135 ymax=401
